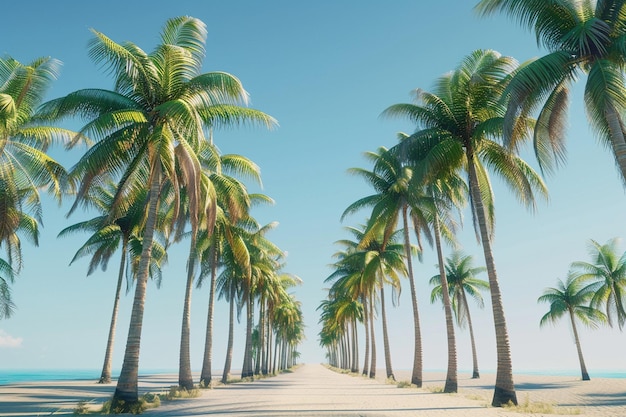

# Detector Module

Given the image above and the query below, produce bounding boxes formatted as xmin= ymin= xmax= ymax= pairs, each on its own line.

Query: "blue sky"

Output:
xmin=1 ymin=1 xmax=625 ymax=377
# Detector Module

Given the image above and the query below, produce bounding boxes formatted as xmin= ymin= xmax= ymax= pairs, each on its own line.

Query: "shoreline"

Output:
xmin=1 ymin=366 xmax=625 ymax=416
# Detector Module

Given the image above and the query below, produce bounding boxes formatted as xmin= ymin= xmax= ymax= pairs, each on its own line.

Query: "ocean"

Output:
xmin=0 ymin=369 xmax=176 ymax=385
xmin=1 ymin=368 xmax=624 ymax=385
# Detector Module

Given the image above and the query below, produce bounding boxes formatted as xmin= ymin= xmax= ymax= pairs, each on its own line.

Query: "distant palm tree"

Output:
xmin=571 ymin=238 xmax=626 ymax=329
xmin=342 ymin=147 xmax=429 ymax=386
xmin=58 ymin=181 xmax=146 ymax=384
xmin=538 ymin=273 xmax=606 ymax=381
xmin=383 ymin=50 xmax=548 ymax=406
xmin=476 ymin=0 xmax=626 ymax=182
xmin=430 ymin=251 xmax=488 ymax=379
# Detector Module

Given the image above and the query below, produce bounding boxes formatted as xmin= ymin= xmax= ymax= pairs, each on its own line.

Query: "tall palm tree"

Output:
xmin=342 ymin=146 xmax=429 ymax=386
xmin=430 ymin=251 xmax=488 ymax=379
xmin=538 ymin=273 xmax=606 ymax=380
xmin=39 ymin=17 xmax=276 ymax=408
xmin=572 ymin=238 xmax=626 ymax=329
xmin=475 ymin=0 xmax=626 ymax=182
xmin=383 ymin=50 xmax=548 ymax=406
xmin=58 ymin=181 xmax=147 ymax=384
xmin=0 ymin=56 xmax=70 ymax=313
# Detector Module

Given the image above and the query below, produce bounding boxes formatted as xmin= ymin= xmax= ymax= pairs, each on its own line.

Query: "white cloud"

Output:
xmin=0 ymin=329 xmax=23 ymax=348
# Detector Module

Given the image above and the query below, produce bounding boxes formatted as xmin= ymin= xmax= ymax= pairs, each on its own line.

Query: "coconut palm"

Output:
xmin=475 ymin=0 xmax=626 ymax=181
xmin=58 ymin=181 xmax=146 ymax=384
xmin=39 ymin=16 xmax=276 ymax=408
xmin=196 ymin=145 xmax=263 ymax=384
xmin=430 ymin=251 xmax=488 ymax=379
xmin=0 ymin=56 xmax=71 ymax=312
xmin=383 ymin=50 xmax=549 ymax=406
xmin=572 ymin=238 xmax=626 ymax=329
xmin=342 ymin=146 xmax=430 ymax=386
xmin=538 ymin=273 xmax=606 ymax=380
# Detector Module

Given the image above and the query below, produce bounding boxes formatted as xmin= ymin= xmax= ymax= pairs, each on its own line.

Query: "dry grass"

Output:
xmin=503 ymin=395 xmax=581 ymax=415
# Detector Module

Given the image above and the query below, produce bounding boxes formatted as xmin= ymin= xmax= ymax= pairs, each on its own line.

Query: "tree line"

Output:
xmin=0 ymin=16 xmax=304 ymax=412
xmin=319 ymin=0 xmax=626 ymax=408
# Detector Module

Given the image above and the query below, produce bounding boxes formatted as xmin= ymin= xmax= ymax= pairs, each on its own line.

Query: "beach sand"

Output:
xmin=0 ymin=364 xmax=624 ymax=416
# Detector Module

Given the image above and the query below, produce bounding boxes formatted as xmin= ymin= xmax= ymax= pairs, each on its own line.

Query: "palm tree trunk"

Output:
xmin=568 ymin=307 xmax=590 ymax=381
xmin=368 ymin=293 xmax=377 ymax=379
xmin=361 ymin=295 xmax=370 ymax=376
xmin=256 ymin=300 xmax=266 ymax=375
xmin=200 ymin=244 xmax=218 ymax=387
xmin=265 ymin=318 xmax=272 ymax=375
xmin=467 ymin=150 xmax=517 ymax=407
xmin=241 ymin=290 xmax=254 ymax=378
xmin=402 ymin=205 xmax=423 ymax=387
xmin=98 ymin=237 xmax=128 ymax=384
xmin=221 ymin=290 xmax=235 ymax=384
xmin=178 ymin=239 xmax=197 ymax=390
xmin=434 ymin=214 xmax=457 ymax=393
xmin=351 ymin=319 xmax=359 ymax=373
xmin=460 ymin=289 xmax=480 ymax=378
xmin=380 ymin=285 xmax=395 ymax=381
xmin=113 ymin=172 xmax=161 ymax=407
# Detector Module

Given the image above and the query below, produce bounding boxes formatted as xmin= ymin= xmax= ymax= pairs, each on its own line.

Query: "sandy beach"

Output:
xmin=1 ymin=364 xmax=624 ymax=416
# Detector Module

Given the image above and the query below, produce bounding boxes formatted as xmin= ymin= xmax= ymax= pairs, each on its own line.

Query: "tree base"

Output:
xmin=472 ymin=370 xmax=480 ymax=379
xmin=492 ymin=385 xmax=517 ymax=407
xmin=443 ymin=378 xmax=457 ymax=393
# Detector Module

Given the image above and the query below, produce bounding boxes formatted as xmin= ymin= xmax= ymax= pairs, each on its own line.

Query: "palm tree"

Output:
xmin=572 ymin=238 xmax=626 ymax=329
xmin=197 ymin=148 xmax=262 ymax=385
xmin=538 ymin=273 xmax=606 ymax=380
xmin=39 ymin=17 xmax=276 ymax=408
xmin=58 ymin=181 xmax=146 ymax=384
xmin=383 ymin=50 xmax=548 ymax=406
xmin=430 ymin=251 xmax=488 ymax=379
xmin=475 ymin=0 xmax=626 ymax=182
xmin=342 ymin=146 xmax=430 ymax=386
xmin=0 ymin=56 xmax=70 ymax=313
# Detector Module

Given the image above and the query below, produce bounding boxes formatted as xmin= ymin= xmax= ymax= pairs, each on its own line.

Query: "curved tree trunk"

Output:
xmin=568 ymin=307 xmax=590 ymax=381
xmin=433 ymin=214 xmax=457 ymax=393
xmin=368 ymin=293 xmax=377 ymax=379
xmin=98 ymin=237 xmax=128 ymax=384
xmin=112 ymin=172 xmax=161 ymax=408
xmin=221 ymin=290 xmax=235 ymax=383
xmin=380 ymin=284 xmax=395 ymax=381
xmin=460 ymin=289 xmax=480 ymax=378
xmin=361 ymin=295 xmax=370 ymax=376
xmin=178 ymin=239 xmax=197 ymax=390
xmin=467 ymin=150 xmax=517 ymax=407
xmin=200 ymin=244 xmax=218 ymax=387
xmin=402 ymin=205 xmax=423 ymax=387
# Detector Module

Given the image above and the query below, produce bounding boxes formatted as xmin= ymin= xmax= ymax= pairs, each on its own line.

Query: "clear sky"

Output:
xmin=1 ymin=1 xmax=625 ymax=377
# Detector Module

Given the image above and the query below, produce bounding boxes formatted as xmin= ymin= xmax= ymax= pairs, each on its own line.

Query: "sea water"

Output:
xmin=0 ymin=369 xmax=176 ymax=385
xmin=1 ymin=368 xmax=624 ymax=385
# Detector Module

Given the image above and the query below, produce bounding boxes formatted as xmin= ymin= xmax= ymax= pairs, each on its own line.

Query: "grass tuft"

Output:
xmin=503 ymin=395 xmax=581 ymax=415
xmin=396 ymin=380 xmax=414 ymax=388
xmin=426 ymin=385 xmax=444 ymax=393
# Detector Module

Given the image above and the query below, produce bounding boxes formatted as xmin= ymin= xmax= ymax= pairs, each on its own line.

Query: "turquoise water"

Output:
xmin=0 ymin=369 xmax=176 ymax=385
xmin=1 ymin=368 xmax=624 ymax=385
